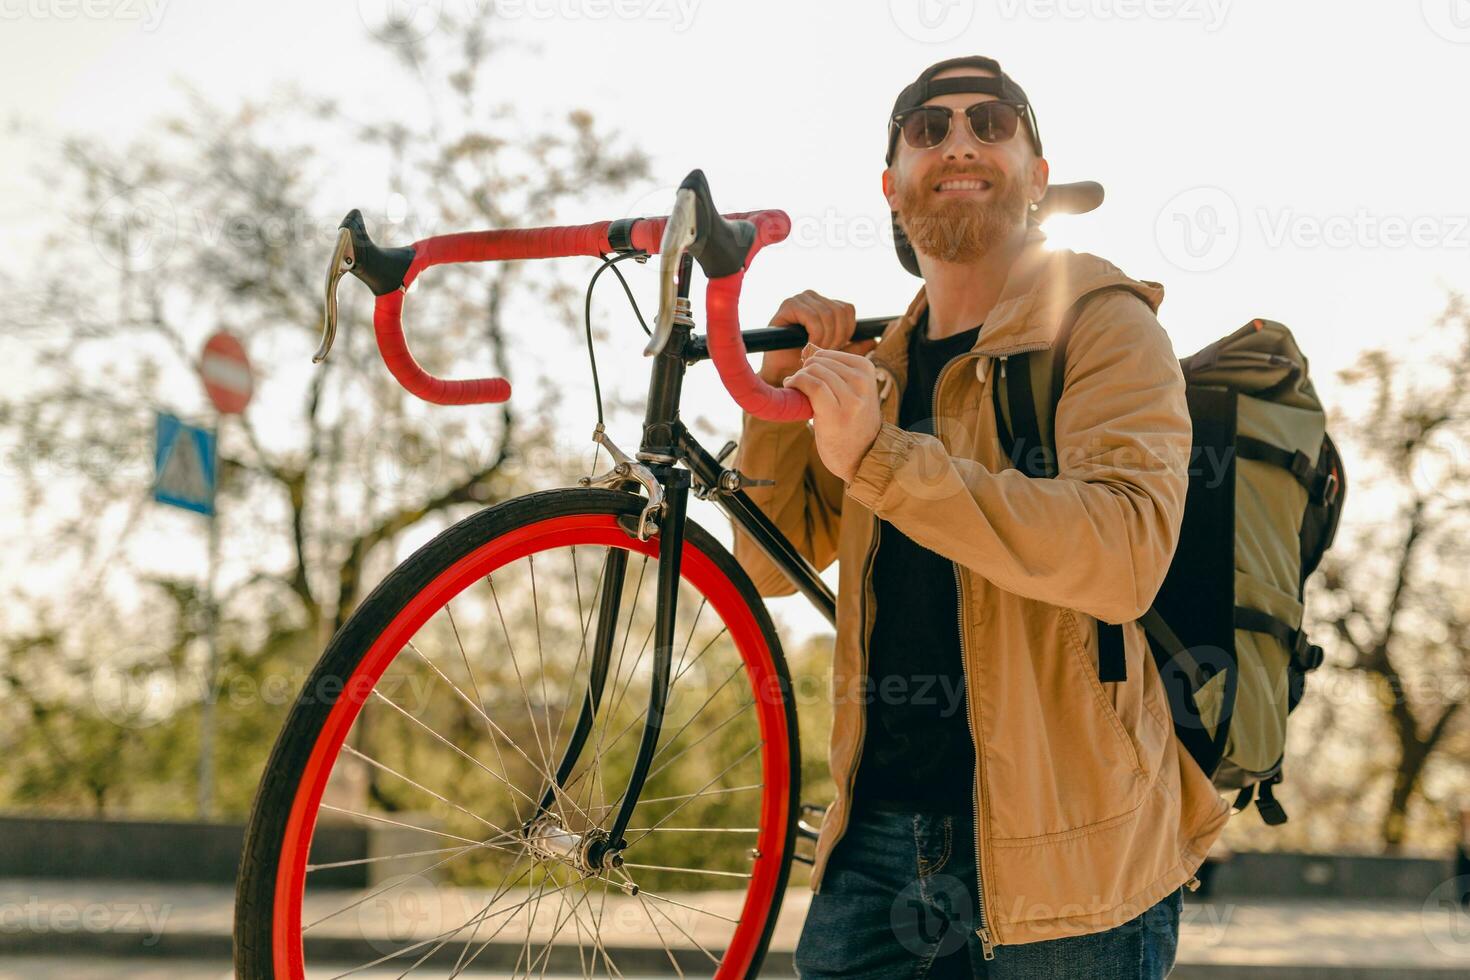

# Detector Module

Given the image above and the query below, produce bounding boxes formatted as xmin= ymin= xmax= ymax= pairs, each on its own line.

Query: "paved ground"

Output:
xmin=0 ymin=958 xmax=607 ymax=979
xmin=4 ymin=878 xmax=1469 ymax=977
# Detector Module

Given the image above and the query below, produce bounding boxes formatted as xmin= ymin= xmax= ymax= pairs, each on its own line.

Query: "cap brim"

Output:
xmin=1033 ymin=181 xmax=1104 ymax=222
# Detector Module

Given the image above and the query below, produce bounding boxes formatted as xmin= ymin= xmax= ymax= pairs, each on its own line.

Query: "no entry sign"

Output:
xmin=200 ymin=332 xmax=253 ymax=415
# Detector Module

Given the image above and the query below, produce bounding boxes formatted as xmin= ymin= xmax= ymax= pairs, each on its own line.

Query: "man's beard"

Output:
xmin=895 ymin=165 xmax=1029 ymax=264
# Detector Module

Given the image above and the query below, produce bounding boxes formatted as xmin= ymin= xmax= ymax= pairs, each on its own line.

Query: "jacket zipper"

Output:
xmin=933 ymin=352 xmax=996 ymax=959
xmin=844 ymin=515 xmax=881 ymax=837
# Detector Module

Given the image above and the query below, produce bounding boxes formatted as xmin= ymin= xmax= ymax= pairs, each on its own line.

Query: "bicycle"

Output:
xmin=234 ymin=168 xmax=1100 ymax=978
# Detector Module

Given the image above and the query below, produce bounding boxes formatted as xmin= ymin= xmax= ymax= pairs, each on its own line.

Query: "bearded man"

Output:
xmin=732 ymin=55 xmax=1230 ymax=979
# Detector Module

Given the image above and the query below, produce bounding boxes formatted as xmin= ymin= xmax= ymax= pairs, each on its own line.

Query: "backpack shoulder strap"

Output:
xmin=993 ymin=284 xmax=1143 ymax=683
xmin=993 ymin=284 xmax=1138 ymax=478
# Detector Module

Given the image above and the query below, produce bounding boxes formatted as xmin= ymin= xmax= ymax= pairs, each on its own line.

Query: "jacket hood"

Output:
xmin=872 ymin=226 xmax=1165 ymax=389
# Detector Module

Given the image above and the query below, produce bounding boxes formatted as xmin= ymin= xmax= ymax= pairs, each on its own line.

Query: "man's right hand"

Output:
xmin=760 ymin=290 xmax=877 ymax=385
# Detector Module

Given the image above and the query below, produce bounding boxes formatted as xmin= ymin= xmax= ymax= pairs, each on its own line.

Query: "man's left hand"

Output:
xmin=782 ymin=346 xmax=882 ymax=484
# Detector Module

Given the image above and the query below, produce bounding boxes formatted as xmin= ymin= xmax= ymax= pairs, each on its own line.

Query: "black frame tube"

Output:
xmin=542 ymin=288 xmax=866 ymax=863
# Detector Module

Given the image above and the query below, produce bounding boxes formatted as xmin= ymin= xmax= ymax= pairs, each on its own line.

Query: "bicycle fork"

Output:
xmin=520 ymin=254 xmax=699 ymax=883
xmin=518 ymin=468 xmax=690 ymax=886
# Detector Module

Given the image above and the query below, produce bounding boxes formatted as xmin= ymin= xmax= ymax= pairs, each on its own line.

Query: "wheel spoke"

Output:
xmin=623 ymin=744 xmax=763 ymax=849
xmin=487 ymin=572 xmax=555 ymax=783
xmin=403 ymin=640 xmax=598 ymax=829
xmin=340 ymin=744 xmax=507 ymax=837
xmin=623 ymin=862 xmax=752 ymax=880
xmin=368 ymin=688 xmax=542 ymax=815
xmin=446 ymin=601 xmax=517 ymax=824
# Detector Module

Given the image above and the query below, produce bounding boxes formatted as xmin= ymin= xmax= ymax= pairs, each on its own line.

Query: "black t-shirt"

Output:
xmin=852 ymin=312 xmax=980 ymax=813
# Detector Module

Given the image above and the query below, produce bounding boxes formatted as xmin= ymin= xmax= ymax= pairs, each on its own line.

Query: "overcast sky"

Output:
xmin=3 ymin=1 xmax=1468 ymax=637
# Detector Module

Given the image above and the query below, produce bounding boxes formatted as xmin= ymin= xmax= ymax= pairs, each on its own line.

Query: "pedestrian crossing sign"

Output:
xmin=153 ymin=411 xmax=217 ymax=516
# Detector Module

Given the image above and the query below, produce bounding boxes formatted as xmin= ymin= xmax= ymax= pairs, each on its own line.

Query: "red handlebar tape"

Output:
xmin=372 ymin=209 xmax=807 ymax=418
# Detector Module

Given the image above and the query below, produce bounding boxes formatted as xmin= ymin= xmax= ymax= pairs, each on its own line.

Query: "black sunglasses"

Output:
xmin=892 ymin=100 xmax=1034 ymax=152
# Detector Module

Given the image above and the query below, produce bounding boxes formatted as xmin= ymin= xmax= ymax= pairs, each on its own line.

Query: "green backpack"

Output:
xmin=995 ymin=288 xmax=1347 ymax=825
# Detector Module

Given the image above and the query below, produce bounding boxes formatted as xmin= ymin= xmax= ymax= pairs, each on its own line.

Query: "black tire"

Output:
xmin=233 ymin=488 xmax=799 ymax=978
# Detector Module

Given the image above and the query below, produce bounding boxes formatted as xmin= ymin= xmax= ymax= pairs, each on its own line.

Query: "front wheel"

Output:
xmin=234 ymin=488 xmax=799 ymax=979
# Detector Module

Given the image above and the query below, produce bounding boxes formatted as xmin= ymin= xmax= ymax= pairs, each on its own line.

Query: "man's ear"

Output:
xmin=1030 ymin=156 xmax=1051 ymax=207
xmin=882 ymin=168 xmax=899 ymax=210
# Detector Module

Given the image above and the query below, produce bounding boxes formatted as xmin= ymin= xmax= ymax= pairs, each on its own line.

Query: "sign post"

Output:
xmin=152 ymin=332 xmax=254 ymax=819
xmin=197 ymin=331 xmax=252 ymax=819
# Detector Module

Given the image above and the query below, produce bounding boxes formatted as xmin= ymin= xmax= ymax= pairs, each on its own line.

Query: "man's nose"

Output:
xmin=941 ymin=115 xmax=984 ymax=160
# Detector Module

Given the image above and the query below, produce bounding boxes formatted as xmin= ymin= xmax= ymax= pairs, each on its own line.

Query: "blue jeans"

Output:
xmin=795 ymin=805 xmax=1183 ymax=979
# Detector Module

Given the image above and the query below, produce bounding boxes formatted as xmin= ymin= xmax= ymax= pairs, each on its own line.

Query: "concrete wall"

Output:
xmin=0 ymin=813 xmax=368 ymax=888
xmin=2 ymin=813 xmax=1459 ymax=901
xmin=1199 ymin=850 xmax=1457 ymax=901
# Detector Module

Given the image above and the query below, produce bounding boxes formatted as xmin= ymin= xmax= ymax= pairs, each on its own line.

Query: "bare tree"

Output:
xmin=1307 ymin=293 xmax=1470 ymax=851
xmin=0 ymin=13 xmax=648 ymax=814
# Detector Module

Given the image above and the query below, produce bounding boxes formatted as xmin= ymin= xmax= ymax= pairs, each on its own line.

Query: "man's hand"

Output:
xmin=783 ymin=347 xmax=882 ymax=484
xmin=761 ymin=290 xmax=876 ymax=385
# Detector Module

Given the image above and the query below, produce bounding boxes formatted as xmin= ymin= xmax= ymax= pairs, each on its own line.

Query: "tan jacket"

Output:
xmin=733 ymin=227 xmax=1231 ymax=952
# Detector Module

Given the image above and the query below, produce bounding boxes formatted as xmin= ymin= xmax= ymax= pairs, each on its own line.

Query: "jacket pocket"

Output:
xmin=984 ymin=604 xmax=1151 ymax=842
xmin=1061 ymin=609 xmax=1149 ymax=779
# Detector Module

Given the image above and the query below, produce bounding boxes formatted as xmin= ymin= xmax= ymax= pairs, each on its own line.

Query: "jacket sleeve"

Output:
xmin=731 ymin=412 xmax=846 ymax=597
xmin=843 ymin=291 xmax=1190 ymax=623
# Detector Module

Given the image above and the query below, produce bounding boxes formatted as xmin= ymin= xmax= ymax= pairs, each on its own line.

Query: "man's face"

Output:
xmin=883 ymin=68 xmax=1049 ymax=265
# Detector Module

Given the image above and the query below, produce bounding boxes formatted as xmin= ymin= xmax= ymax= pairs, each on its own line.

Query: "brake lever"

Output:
xmin=316 ymin=225 xmax=356 ymax=364
xmin=644 ymin=186 xmax=698 ymax=358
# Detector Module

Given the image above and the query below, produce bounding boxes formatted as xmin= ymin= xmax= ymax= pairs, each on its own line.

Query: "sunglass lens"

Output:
xmin=901 ymin=107 xmax=951 ymax=149
xmin=967 ymin=102 xmax=1021 ymax=144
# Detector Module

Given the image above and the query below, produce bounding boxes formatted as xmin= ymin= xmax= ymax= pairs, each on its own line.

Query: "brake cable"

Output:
xmin=582 ymin=249 xmax=652 ymax=428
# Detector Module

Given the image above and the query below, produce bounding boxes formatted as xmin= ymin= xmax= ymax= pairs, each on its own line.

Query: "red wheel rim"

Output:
xmin=272 ymin=512 xmax=793 ymax=977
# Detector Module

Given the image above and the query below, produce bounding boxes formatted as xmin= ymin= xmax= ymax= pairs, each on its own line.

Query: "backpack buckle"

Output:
xmin=1321 ymin=468 xmax=1340 ymax=506
xmin=1291 ymin=631 xmax=1324 ymax=672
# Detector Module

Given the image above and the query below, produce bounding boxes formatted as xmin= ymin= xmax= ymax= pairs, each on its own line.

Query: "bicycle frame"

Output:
xmin=317 ymin=173 xmax=885 ymax=880
xmin=539 ymin=252 xmax=854 ymax=875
